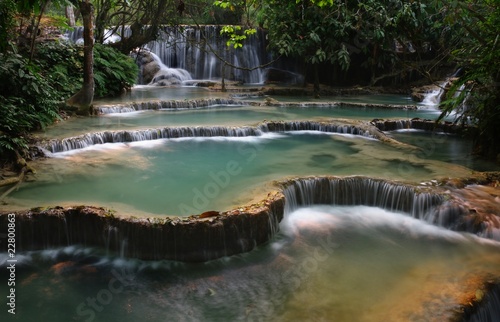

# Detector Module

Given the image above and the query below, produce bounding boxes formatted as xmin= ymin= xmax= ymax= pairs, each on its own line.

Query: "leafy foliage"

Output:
xmin=35 ymin=41 xmax=83 ymax=97
xmin=0 ymin=40 xmax=138 ymax=159
xmin=436 ymin=0 xmax=500 ymax=159
xmin=0 ymin=53 xmax=60 ymax=157
xmin=219 ymin=25 xmax=256 ymax=48
xmin=0 ymin=0 xmax=16 ymax=53
xmin=93 ymin=43 xmax=138 ymax=97
xmin=93 ymin=0 xmax=179 ymax=54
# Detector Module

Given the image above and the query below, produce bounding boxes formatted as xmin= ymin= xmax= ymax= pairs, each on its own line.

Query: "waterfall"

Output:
xmin=281 ymin=177 xmax=444 ymax=219
xmin=3 ymin=175 xmax=497 ymax=264
xmin=41 ymin=121 xmax=376 ymax=153
xmin=280 ymin=177 xmax=500 ymax=240
xmin=421 ymin=80 xmax=449 ymax=107
xmin=3 ymin=194 xmax=285 ymax=262
xmin=97 ymin=98 xmax=249 ymax=113
xmin=105 ymin=225 xmax=119 ymax=256
xmin=371 ymin=118 xmax=461 ymax=133
xmin=43 ymin=126 xmax=262 ymax=153
xmin=261 ymin=120 xmax=372 ymax=137
xmin=133 ymin=50 xmax=192 ymax=85
xmin=64 ymin=26 xmax=297 ymax=84
xmin=462 ymin=283 xmax=500 ymax=322
xmin=145 ymin=26 xmax=270 ymax=84
xmin=97 ymin=99 xmax=418 ymax=114
xmin=146 ymin=51 xmax=192 ymax=85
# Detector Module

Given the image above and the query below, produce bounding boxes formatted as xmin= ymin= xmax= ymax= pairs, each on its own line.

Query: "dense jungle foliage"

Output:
xmin=0 ymin=0 xmax=137 ymax=162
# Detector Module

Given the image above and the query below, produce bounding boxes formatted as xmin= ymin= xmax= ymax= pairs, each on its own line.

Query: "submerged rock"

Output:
xmin=132 ymin=50 xmax=192 ymax=85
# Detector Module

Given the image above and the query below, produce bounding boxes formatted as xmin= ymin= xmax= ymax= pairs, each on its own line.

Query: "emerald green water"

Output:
xmin=2 ymin=88 xmax=499 ymax=322
xmin=94 ymin=85 xmax=225 ymax=103
xmin=7 ymin=89 xmax=462 ymax=216
xmin=9 ymin=132 xmax=468 ymax=216
xmin=38 ymin=105 xmax=440 ymax=139
xmin=389 ymin=130 xmax=500 ymax=172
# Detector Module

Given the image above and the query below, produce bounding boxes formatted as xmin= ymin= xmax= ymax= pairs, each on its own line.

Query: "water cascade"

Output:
xmin=4 ymin=176 xmax=498 ymax=262
xmin=65 ymin=26 xmax=298 ymax=84
xmin=279 ymin=176 xmax=495 ymax=236
xmin=421 ymin=80 xmax=448 ymax=106
xmin=3 ymin=196 xmax=285 ymax=262
xmin=41 ymin=120 xmax=378 ymax=153
xmin=463 ymin=283 xmax=500 ymax=322
xmin=96 ymin=98 xmax=419 ymax=114
xmin=145 ymin=26 xmax=271 ymax=84
xmin=97 ymin=98 xmax=249 ymax=114
xmin=281 ymin=177 xmax=444 ymax=217
xmin=134 ymin=50 xmax=192 ymax=85
xmin=371 ymin=118 xmax=462 ymax=133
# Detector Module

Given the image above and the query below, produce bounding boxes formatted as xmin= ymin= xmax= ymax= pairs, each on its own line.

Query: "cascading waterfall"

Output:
xmin=134 ymin=50 xmax=192 ymax=85
xmin=4 ymin=193 xmax=285 ymax=262
xmin=41 ymin=121 xmax=375 ymax=153
xmin=147 ymin=51 xmax=192 ymax=85
xmin=281 ymin=177 xmax=444 ymax=219
xmin=8 ymin=176 xmax=493 ymax=260
xmin=463 ymin=283 xmax=500 ymax=322
xmin=3 ymin=172 xmax=499 ymax=322
xmin=43 ymin=126 xmax=260 ymax=153
xmin=65 ymin=25 xmax=295 ymax=84
xmin=281 ymin=176 xmax=500 ymax=241
xmin=421 ymin=80 xmax=448 ymax=106
xmin=145 ymin=26 xmax=270 ymax=84
xmin=97 ymin=99 xmax=418 ymax=114
xmin=97 ymin=98 xmax=249 ymax=113
xmin=371 ymin=118 xmax=461 ymax=133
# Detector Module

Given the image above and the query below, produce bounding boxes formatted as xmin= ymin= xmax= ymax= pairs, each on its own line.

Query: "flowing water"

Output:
xmin=7 ymin=130 xmax=475 ymax=216
xmin=2 ymin=133 xmax=447 ymax=215
xmin=1 ymin=205 xmax=500 ymax=321
xmin=5 ymin=87 xmax=455 ymax=215
xmin=1 ymin=84 xmax=500 ymax=321
xmin=38 ymin=104 xmax=438 ymax=139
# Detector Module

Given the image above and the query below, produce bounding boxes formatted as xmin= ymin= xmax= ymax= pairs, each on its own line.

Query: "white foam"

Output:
xmin=283 ymin=205 xmax=500 ymax=247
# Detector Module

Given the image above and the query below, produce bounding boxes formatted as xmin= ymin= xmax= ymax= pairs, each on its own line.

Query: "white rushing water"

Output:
xmin=2 ymin=205 xmax=500 ymax=321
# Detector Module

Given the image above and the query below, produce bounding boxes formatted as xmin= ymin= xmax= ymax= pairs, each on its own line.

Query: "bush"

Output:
xmin=0 ymin=53 xmax=60 ymax=131
xmin=0 ymin=0 xmax=16 ymax=53
xmin=93 ymin=43 xmax=138 ymax=97
xmin=36 ymin=41 xmax=83 ymax=98
xmin=36 ymin=41 xmax=138 ymax=98
xmin=0 ymin=53 xmax=60 ymax=158
xmin=0 ymin=42 xmax=138 ymax=159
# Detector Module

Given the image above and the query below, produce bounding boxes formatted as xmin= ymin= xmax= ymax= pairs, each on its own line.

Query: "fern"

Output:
xmin=93 ymin=44 xmax=138 ymax=97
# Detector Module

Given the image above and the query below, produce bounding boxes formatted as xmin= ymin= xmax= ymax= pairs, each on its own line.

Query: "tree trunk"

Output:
xmin=28 ymin=0 xmax=49 ymax=62
xmin=65 ymin=5 xmax=76 ymax=27
xmin=221 ymin=63 xmax=226 ymax=92
xmin=66 ymin=0 xmax=94 ymax=115
xmin=313 ymin=64 xmax=320 ymax=98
